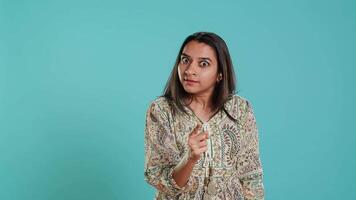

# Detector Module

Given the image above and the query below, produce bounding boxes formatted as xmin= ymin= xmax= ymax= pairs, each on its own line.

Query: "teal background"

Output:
xmin=1 ymin=0 xmax=355 ymax=199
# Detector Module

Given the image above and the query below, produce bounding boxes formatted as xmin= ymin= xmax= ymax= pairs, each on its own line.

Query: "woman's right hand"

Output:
xmin=187 ymin=124 xmax=209 ymax=163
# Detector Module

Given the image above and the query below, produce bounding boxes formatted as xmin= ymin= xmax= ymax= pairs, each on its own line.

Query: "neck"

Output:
xmin=187 ymin=93 xmax=213 ymax=111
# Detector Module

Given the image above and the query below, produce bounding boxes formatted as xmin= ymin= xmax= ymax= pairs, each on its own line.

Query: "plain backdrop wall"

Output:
xmin=1 ymin=0 xmax=355 ymax=199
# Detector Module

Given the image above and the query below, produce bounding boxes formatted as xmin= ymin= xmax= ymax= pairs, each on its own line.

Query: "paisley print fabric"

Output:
xmin=144 ymin=95 xmax=264 ymax=200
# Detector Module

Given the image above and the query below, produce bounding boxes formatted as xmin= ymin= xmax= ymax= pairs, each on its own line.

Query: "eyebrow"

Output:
xmin=181 ymin=53 xmax=212 ymax=62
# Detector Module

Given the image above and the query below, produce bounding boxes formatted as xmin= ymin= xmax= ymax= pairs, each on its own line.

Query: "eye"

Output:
xmin=200 ymin=61 xmax=210 ymax=67
xmin=180 ymin=57 xmax=190 ymax=65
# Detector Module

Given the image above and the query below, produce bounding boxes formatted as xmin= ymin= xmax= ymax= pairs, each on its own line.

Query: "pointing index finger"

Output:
xmin=191 ymin=124 xmax=201 ymax=136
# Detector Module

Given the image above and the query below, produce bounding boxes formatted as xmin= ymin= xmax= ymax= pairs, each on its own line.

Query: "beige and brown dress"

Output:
xmin=144 ymin=95 xmax=265 ymax=200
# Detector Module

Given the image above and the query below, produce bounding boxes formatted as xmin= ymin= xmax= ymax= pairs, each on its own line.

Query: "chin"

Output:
xmin=183 ymin=88 xmax=201 ymax=95
xmin=182 ymin=87 xmax=196 ymax=94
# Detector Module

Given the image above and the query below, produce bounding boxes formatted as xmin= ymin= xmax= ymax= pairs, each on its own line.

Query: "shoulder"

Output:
xmin=146 ymin=96 xmax=172 ymax=116
xmin=224 ymin=94 xmax=250 ymax=110
xmin=224 ymin=94 xmax=253 ymax=120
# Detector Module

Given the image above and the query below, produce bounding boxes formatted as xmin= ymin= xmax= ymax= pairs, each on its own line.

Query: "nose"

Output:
xmin=184 ymin=61 xmax=198 ymax=76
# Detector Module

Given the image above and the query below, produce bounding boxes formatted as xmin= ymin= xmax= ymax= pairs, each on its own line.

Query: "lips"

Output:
xmin=184 ymin=78 xmax=199 ymax=83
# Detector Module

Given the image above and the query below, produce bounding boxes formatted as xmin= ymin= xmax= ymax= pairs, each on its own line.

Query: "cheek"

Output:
xmin=178 ymin=64 xmax=186 ymax=72
xmin=177 ymin=66 xmax=184 ymax=80
xmin=201 ymin=70 xmax=218 ymax=83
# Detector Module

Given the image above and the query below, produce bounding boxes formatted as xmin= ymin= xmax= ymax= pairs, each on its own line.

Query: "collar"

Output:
xmin=223 ymin=95 xmax=240 ymax=121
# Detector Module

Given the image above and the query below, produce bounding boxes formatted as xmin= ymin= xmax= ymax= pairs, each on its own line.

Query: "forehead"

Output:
xmin=182 ymin=41 xmax=217 ymax=60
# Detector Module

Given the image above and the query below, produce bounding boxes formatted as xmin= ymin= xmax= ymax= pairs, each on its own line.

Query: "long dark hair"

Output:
xmin=162 ymin=32 xmax=238 ymax=119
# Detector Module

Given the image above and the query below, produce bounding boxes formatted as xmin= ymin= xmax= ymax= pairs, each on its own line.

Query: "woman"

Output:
xmin=144 ymin=32 xmax=264 ymax=200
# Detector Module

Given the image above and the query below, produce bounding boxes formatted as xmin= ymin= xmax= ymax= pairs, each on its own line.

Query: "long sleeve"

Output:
xmin=236 ymin=99 xmax=265 ymax=200
xmin=144 ymin=100 xmax=193 ymax=198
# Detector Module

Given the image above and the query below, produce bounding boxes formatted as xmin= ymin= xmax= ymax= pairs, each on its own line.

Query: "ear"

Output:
xmin=217 ymin=73 xmax=223 ymax=82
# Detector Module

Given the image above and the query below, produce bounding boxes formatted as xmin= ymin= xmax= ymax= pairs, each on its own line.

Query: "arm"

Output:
xmin=144 ymin=101 xmax=194 ymax=197
xmin=172 ymin=153 xmax=196 ymax=187
xmin=172 ymin=124 xmax=208 ymax=187
xmin=237 ymin=99 xmax=265 ymax=200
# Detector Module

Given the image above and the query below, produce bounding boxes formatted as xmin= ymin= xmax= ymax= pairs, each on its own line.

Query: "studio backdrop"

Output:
xmin=1 ymin=0 xmax=355 ymax=199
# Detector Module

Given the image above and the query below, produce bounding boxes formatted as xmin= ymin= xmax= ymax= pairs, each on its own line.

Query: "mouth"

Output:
xmin=184 ymin=78 xmax=199 ymax=83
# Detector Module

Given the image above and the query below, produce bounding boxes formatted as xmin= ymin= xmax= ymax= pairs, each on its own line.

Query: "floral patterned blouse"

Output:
xmin=144 ymin=95 xmax=265 ymax=200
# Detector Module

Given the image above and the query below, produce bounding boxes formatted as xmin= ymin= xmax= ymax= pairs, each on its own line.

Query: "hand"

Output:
xmin=187 ymin=124 xmax=209 ymax=163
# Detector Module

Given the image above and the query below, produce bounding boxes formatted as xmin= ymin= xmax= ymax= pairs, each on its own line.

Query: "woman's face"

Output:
xmin=178 ymin=40 xmax=221 ymax=97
